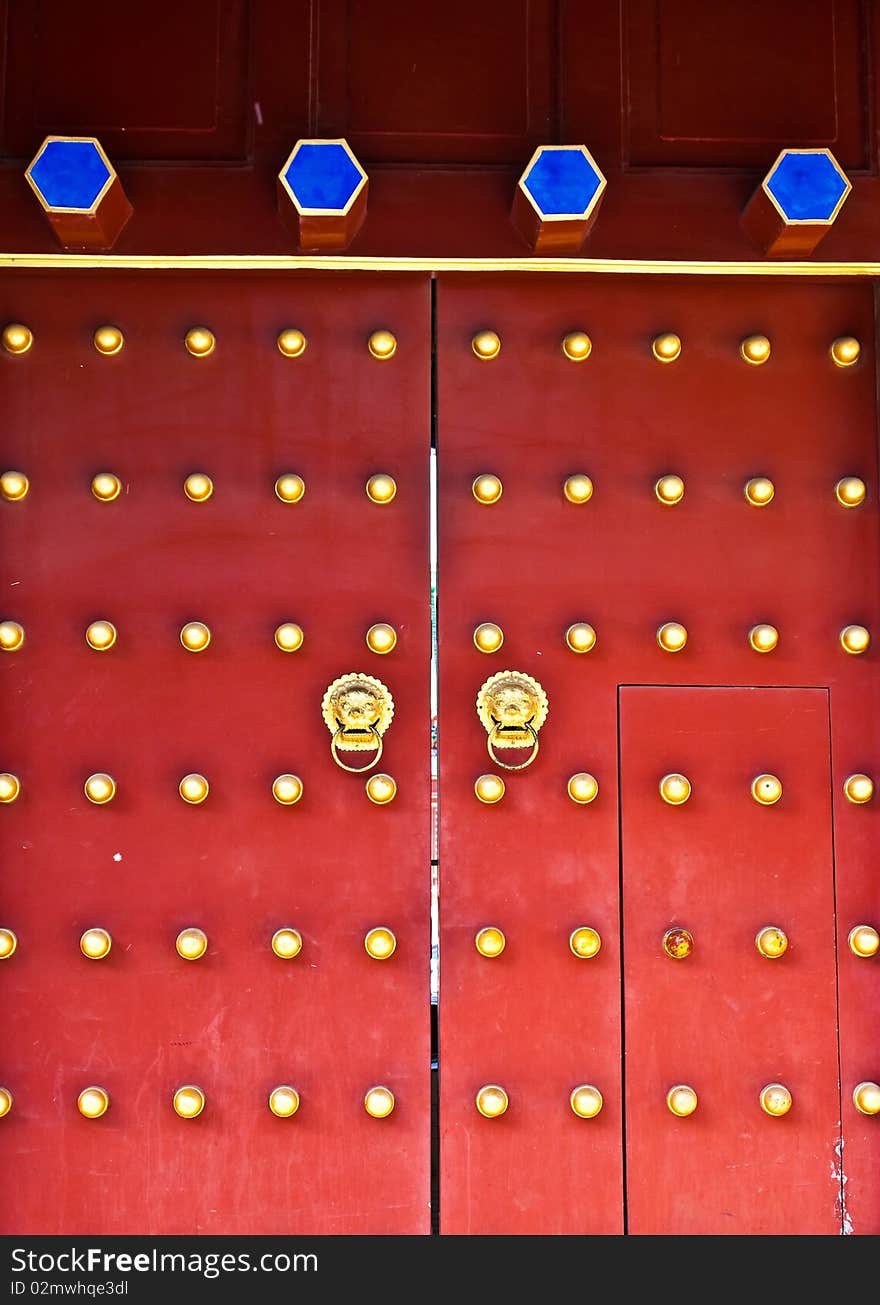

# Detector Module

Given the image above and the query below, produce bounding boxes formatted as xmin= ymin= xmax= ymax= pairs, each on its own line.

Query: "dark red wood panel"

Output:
xmin=0 ymin=270 xmax=432 ymax=1234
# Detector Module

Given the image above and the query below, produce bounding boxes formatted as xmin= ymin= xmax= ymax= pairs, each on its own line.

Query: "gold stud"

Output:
xmin=473 ymin=622 xmax=503 ymax=654
xmin=364 ymin=1085 xmax=395 ymax=1117
xmin=93 ymin=325 xmax=124 ymax=356
xmin=365 ymin=623 xmax=397 ymax=654
xmin=0 ymin=774 xmax=21 ymax=804
xmin=183 ymin=473 xmax=213 ymax=502
xmin=179 ymin=773 xmax=209 ymax=805
xmin=474 ymin=773 xmax=505 ymax=804
xmin=472 ymin=330 xmax=501 ymax=360
xmin=657 ymin=622 xmax=688 ymax=653
xmin=180 ymin=621 xmax=211 ymax=652
xmin=277 ymin=329 xmax=307 ymax=358
xmin=475 ymin=1085 xmax=508 ymax=1117
xmin=740 ymin=335 xmax=771 ymax=365
xmin=173 ymin=1085 xmax=205 ymax=1118
xmin=91 ymin=472 xmax=122 ymax=502
xmin=471 ymin=474 xmax=502 ymax=504
xmin=652 ymin=333 xmax=681 ymax=362
xmin=759 ymin=1083 xmax=792 ymax=1117
xmin=749 ymin=624 xmax=779 ymax=653
xmin=80 ymin=927 xmax=112 ymax=960
xmin=176 ymin=927 xmax=208 ymax=961
xmin=835 ymin=476 xmax=866 ymax=507
xmin=755 ymin=926 xmax=789 ymax=958
xmin=272 ymin=774 xmax=303 ymax=806
xmin=570 ymin=1085 xmax=603 ymax=1118
xmin=666 ymin=1084 xmax=698 ymax=1117
xmin=0 ymin=471 xmax=29 ymax=501
xmin=562 ymin=332 xmax=592 ymax=362
xmin=831 ymin=337 xmax=860 ymax=367
xmin=0 ymin=928 xmax=18 ymax=960
xmin=840 ymin=624 xmax=870 ymax=655
xmin=77 ymin=1086 xmax=109 ymax=1119
xmin=567 ymin=772 xmax=599 ymax=804
xmin=744 ymin=476 xmax=775 ymax=506
xmin=275 ymin=474 xmax=306 ymax=503
xmin=2 ymin=324 xmax=33 ymax=354
xmin=654 ymin=474 xmax=684 ymax=505
xmin=659 ymin=773 xmax=691 ymax=805
xmin=364 ymin=926 xmax=397 ymax=960
xmin=184 ymin=328 xmax=215 ymax=357
xmin=569 ymin=926 xmax=602 ymax=959
xmin=475 ymin=926 xmax=506 ymax=958
xmin=662 ymin=927 xmax=694 ymax=960
xmin=271 ymin=927 xmax=302 ymax=959
xmin=366 ymin=473 xmax=397 ymax=504
xmin=853 ymin=1081 xmax=880 ymax=1115
xmin=268 ymin=1085 xmax=300 ymax=1117
xmin=751 ymin=773 xmax=783 ymax=805
xmin=848 ymin=925 xmax=880 ymax=958
xmin=86 ymin=620 xmax=117 ymax=651
xmin=0 ymin=1088 xmax=11 ymax=1118
xmin=368 ymin=330 xmax=397 ymax=360
xmin=84 ymin=773 xmax=116 ymax=805
xmin=274 ymin=623 xmax=304 ymax=652
xmin=844 ymin=773 xmax=874 ymax=804
xmin=0 ymin=621 xmax=24 ymax=652
xmin=365 ymin=773 xmax=397 ymax=805
xmin=563 ymin=473 xmax=593 ymax=504
xmin=566 ymin=622 xmax=597 ymax=653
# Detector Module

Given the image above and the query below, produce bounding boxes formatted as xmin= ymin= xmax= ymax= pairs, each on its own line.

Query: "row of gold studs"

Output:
xmin=0 ymin=1084 xmax=400 ymax=1120
xmin=0 ymin=471 xmax=398 ymax=504
xmin=476 ymin=472 xmax=868 ymax=506
xmin=0 ymin=925 xmax=397 ymax=963
xmin=0 ymin=772 xmax=397 ymax=806
xmin=475 ymin=923 xmax=879 ymax=960
xmin=1 ymin=325 xmax=395 ymax=361
xmin=472 ymin=330 xmax=863 ymax=366
xmin=474 ymin=771 xmax=874 ymax=805
xmin=0 ymin=621 xmax=400 ymax=654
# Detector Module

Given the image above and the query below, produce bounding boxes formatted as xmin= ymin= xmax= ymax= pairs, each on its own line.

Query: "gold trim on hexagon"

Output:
xmin=517 ymin=144 xmax=608 ymax=224
xmin=25 ymin=136 xmax=118 ymax=216
xmin=278 ymin=138 xmax=368 ymax=218
xmin=761 ymin=147 xmax=852 ymax=228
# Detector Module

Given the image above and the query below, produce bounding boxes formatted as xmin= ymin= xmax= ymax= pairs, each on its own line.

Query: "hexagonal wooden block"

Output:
xmin=277 ymin=139 xmax=368 ymax=253
xmin=511 ymin=144 xmax=607 ymax=254
xmin=25 ymin=136 xmax=132 ymax=251
xmin=740 ymin=148 xmax=851 ymax=257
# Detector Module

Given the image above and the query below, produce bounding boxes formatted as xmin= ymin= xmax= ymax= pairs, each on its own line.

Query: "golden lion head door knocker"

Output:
xmin=476 ymin=670 xmax=548 ymax=771
xmin=323 ymin=673 xmax=394 ymax=772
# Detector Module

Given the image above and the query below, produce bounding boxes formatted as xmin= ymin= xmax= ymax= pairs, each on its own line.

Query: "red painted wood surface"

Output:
xmin=0 ymin=271 xmax=432 ymax=1234
xmin=436 ymin=274 xmax=879 ymax=1234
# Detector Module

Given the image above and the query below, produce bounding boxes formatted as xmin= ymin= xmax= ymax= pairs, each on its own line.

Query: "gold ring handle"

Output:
xmin=487 ymin=722 xmax=539 ymax=771
xmin=330 ymin=725 xmax=383 ymax=773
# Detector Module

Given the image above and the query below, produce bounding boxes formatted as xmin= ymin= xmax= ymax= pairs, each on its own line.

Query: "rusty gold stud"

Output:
xmin=2 ymin=324 xmax=33 ymax=354
xmin=659 ymin=773 xmax=691 ymax=805
xmin=472 ymin=330 xmax=501 ymax=360
xmin=184 ymin=328 xmax=215 ymax=358
xmin=366 ymin=473 xmax=397 ymax=504
xmin=272 ymin=774 xmax=303 ymax=806
xmin=471 ymin=474 xmax=503 ymax=504
xmin=566 ymin=622 xmax=597 ymax=653
xmin=364 ymin=1085 xmax=395 ymax=1117
xmin=179 ymin=773 xmax=209 ymax=805
xmin=662 ymin=927 xmax=694 ymax=960
xmin=176 ymin=927 xmax=208 ymax=961
xmin=844 ymin=773 xmax=874 ymax=804
xmin=755 ymin=926 xmax=789 ymax=959
xmin=666 ymin=1085 xmax=697 ymax=1117
xmin=475 ymin=1085 xmax=508 ymax=1117
xmin=853 ymin=1081 xmax=880 ymax=1115
xmin=475 ymin=926 xmax=506 ymax=958
xmin=368 ymin=330 xmax=397 ymax=360
xmin=272 ymin=927 xmax=302 ymax=959
xmin=0 ymin=928 xmax=18 ymax=960
xmin=85 ymin=620 xmax=117 ymax=651
xmin=93 ymin=325 xmax=124 ymax=356
xmin=567 ymin=772 xmax=599 ymax=804
xmin=0 ymin=774 xmax=21 ymax=804
xmin=744 ymin=476 xmax=775 ymax=506
xmin=475 ymin=773 xmax=505 ymax=804
xmin=749 ymin=624 xmax=779 ymax=653
xmin=274 ymin=623 xmax=304 ymax=653
xmin=569 ymin=926 xmax=602 ymax=959
xmin=0 ymin=1088 xmax=11 ymax=1118
xmin=275 ymin=474 xmax=305 ymax=503
xmin=1 ymin=472 xmax=29 ymax=501
xmin=269 ymin=1085 xmax=300 ymax=1117
xmin=562 ymin=332 xmax=592 ymax=362
xmin=760 ymin=1083 xmax=792 ymax=1117
xmin=77 ymin=1086 xmax=109 ymax=1119
xmin=277 ymin=329 xmax=307 ymax=358
xmin=835 ymin=477 xmax=866 ymax=507
xmin=91 ymin=472 xmax=122 ymax=502
xmin=657 ymin=621 xmax=688 ymax=653
xmin=654 ymin=474 xmax=684 ymax=505
xmin=563 ymin=474 xmax=593 ymax=504
xmin=365 ymin=926 xmax=397 ymax=960
xmin=183 ymin=473 xmax=213 ymax=502
xmin=173 ymin=1085 xmax=205 ymax=1118
xmin=366 ymin=623 xmax=397 ymax=654
xmin=831 ymin=337 xmax=861 ymax=367
xmin=751 ymin=773 xmax=783 ymax=805
xmin=84 ymin=773 xmax=116 ymax=805
xmin=840 ymin=625 xmax=870 ymax=655
xmin=0 ymin=621 xmax=24 ymax=652
xmin=741 ymin=335 xmax=771 ymax=365
xmin=570 ymin=1085 xmax=603 ymax=1118
xmin=80 ymin=927 xmax=112 ymax=960
xmin=365 ymin=773 xmax=397 ymax=805
xmin=180 ymin=621 xmax=211 ymax=652
xmin=848 ymin=925 xmax=879 ymax=958
xmin=473 ymin=622 xmax=503 ymax=654
xmin=652 ymin=333 xmax=681 ymax=362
